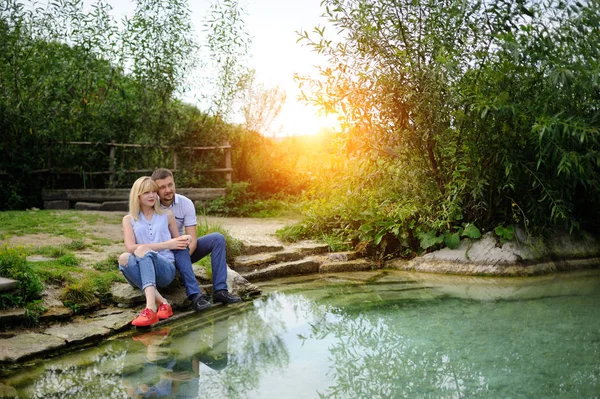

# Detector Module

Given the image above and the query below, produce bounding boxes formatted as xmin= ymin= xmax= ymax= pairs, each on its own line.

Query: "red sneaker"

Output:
xmin=132 ymin=308 xmax=159 ymax=327
xmin=157 ymin=303 xmax=173 ymax=320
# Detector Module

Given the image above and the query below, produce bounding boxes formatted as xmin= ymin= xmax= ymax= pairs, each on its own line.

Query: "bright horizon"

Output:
xmin=86 ymin=0 xmax=338 ymax=137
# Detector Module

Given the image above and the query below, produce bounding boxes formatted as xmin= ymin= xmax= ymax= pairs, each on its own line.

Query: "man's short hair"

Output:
xmin=151 ymin=168 xmax=173 ymax=181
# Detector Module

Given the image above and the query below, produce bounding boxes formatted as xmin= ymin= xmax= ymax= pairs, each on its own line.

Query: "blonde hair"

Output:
xmin=128 ymin=176 xmax=165 ymax=220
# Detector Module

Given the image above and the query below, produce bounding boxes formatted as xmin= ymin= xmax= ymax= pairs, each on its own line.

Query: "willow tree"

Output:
xmin=297 ymin=0 xmax=600 ymax=253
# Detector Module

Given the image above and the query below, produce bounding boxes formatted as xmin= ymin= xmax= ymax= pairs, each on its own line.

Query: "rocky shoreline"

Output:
xmin=1 ymin=226 xmax=599 ymax=375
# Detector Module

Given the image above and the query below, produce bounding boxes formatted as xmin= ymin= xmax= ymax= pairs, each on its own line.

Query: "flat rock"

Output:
xmin=232 ymin=253 xmax=278 ymax=271
xmin=0 ymin=277 xmax=18 ymax=293
xmin=111 ymin=283 xmax=144 ymax=307
xmin=241 ymin=242 xmax=284 ymax=255
xmin=320 ymin=259 xmax=376 ymax=273
xmin=44 ymin=309 xmax=136 ymax=343
xmin=227 ymin=268 xmax=262 ymax=298
xmin=288 ymin=241 xmax=329 ymax=255
xmin=0 ymin=308 xmax=26 ymax=328
xmin=327 ymin=251 xmax=362 ymax=262
xmin=74 ymin=202 xmax=102 ymax=210
xmin=0 ymin=333 xmax=65 ymax=363
xmin=243 ymin=259 xmax=321 ymax=282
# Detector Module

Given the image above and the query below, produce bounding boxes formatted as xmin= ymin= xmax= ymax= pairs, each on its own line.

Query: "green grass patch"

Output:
xmin=0 ymin=246 xmax=44 ymax=309
xmin=196 ymin=217 xmax=242 ymax=263
xmin=276 ymin=223 xmax=310 ymax=243
xmin=0 ymin=210 xmax=121 ymax=239
xmin=93 ymin=253 xmax=119 ymax=272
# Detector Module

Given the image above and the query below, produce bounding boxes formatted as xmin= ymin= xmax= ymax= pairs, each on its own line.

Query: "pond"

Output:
xmin=1 ymin=269 xmax=599 ymax=398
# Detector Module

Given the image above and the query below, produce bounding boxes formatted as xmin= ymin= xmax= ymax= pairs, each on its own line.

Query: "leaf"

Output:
xmin=444 ymin=232 xmax=461 ymax=249
xmin=417 ymin=231 xmax=444 ymax=249
xmin=461 ymin=223 xmax=481 ymax=239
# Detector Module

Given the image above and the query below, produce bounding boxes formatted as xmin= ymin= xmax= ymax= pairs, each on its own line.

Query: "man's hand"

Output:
xmin=167 ymin=236 xmax=190 ymax=250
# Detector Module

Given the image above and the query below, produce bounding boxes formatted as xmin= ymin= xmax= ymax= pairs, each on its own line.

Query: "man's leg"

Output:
xmin=173 ymin=249 xmax=211 ymax=311
xmin=190 ymin=232 xmax=228 ymax=292
xmin=173 ymin=249 xmax=201 ymax=297
xmin=191 ymin=233 xmax=240 ymax=303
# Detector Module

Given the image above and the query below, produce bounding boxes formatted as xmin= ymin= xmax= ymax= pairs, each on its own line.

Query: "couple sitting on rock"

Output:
xmin=118 ymin=168 xmax=240 ymax=327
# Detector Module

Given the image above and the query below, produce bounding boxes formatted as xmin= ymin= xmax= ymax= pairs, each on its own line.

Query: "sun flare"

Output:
xmin=274 ymin=102 xmax=341 ymax=137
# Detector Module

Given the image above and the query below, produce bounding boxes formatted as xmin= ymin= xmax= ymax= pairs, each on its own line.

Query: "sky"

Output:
xmin=92 ymin=0 xmax=337 ymax=136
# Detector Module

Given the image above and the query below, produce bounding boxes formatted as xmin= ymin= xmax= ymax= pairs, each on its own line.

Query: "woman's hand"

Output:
xmin=167 ymin=236 xmax=191 ymax=250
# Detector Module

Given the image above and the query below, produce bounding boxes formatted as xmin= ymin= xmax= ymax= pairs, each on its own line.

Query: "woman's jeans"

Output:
xmin=119 ymin=251 xmax=175 ymax=291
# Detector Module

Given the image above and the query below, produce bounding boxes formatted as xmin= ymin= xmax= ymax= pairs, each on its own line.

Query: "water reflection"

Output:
xmin=1 ymin=271 xmax=599 ymax=398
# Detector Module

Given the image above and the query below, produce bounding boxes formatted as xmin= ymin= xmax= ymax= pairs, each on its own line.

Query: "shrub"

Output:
xmin=0 ymin=246 xmax=44 ymax=309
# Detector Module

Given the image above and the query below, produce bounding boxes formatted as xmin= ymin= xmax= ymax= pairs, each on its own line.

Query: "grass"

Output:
xmin=0 ymin=210 xmax=122 ymax=240
xmin=0 ymin=210 xmax=240 ymax=318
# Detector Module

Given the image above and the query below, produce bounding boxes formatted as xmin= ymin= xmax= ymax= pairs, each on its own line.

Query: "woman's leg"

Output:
xmin=120 ymin=248 xmax=175 ymax=311
xmin=137 ymin=249 xmax=175 ymax=310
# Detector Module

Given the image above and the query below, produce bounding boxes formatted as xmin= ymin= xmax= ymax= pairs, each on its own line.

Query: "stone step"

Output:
xmin=319 ymin=258 xmax=377 ymax=273
xmin=287 ymin=241 xmax=330 ymax=255
xmin=241 ymin=258 xmax=321 ymax=282
xmin=0 ymin=277 xmax=18 ymax=293
xmin=231 ymin=251 xmax=306 ymax=273
xmin=240 ymin=242 xmax=285 ymax=256
xmin=326 ymin=251 xmax=363 ymax=262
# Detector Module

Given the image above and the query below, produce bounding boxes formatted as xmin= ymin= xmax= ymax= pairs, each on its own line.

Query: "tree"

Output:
xmin=295 ymin=0 xmax=600 ymax=254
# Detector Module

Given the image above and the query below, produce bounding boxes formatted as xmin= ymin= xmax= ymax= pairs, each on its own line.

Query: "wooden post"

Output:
xmin=108 ymin=141 xmax=116 ymax=187
xmin=223 ymin=140 xmax=232 ymax=184
xmin=173 ymin=151 xmax=178 ymax=171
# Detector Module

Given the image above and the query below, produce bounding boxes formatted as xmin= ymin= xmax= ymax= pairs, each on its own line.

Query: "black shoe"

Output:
xmin=213 ymin=290 xmax=241 ymax=304
xmin=190 ymin=293 xmax=211 ymax=312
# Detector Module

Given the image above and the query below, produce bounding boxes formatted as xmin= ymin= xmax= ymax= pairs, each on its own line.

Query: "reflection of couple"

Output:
xmin=122 ymin=318 xmax=230 ymax=398
xmin=118 ymin=168 xmax=241 ymax=327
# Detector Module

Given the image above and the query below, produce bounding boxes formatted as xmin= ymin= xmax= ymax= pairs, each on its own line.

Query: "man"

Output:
xmin=151 ymin=168 xmax=241 ymax=311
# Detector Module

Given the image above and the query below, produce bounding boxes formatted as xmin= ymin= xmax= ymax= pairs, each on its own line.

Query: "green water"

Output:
xmin=2 ymin=270 xmax=599 ymax=398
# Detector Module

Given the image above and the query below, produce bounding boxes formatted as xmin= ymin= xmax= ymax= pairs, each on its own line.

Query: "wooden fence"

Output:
xmin=35 ymin=140 xmax=233 ymax=185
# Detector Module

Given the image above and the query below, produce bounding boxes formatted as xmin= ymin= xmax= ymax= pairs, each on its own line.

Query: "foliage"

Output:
xmin=196 ymin=216 xmax=242 ymax=263
xmin=295 ymin=0 xmax=600 ymax=255
xmin=0 ymin=0 xmax=237 ymax=208
xmin=203 ymin=0 xmax=251 ymax=122
xmin=0 ymin=246 xmax=43 ymax=309
xmin=495 ymin=225 xmax=515 ymax=244
xmin=24 ymin=300 xmax=47 ymax=326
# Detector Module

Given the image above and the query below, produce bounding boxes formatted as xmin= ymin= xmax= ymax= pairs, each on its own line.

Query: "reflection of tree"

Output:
xmin=203 ymin=293 xmax=309 ymax=399
xmin=25 ymin=342 xmax=129 ymax=399
xmin=311 ymin=309 xmax=487 ymax=399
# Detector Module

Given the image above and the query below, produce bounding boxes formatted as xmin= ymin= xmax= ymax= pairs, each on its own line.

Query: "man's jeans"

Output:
xmin=119 ymin=251 xmax=175 ymax=291
xmin=173 ymin=232 xmax=229 ymax=298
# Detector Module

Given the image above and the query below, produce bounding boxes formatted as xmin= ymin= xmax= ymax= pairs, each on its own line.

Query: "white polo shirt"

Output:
xmin=160 ymin=194 xmax=197 ymax=235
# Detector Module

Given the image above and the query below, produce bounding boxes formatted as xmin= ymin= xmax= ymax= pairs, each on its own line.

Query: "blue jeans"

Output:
xmin=119 ymin=251 xmax=175 ymax=291
xmin=173 ymin=232 xmax=229 ymax=298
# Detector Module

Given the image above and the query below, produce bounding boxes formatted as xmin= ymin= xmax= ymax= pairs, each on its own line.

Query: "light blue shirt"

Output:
xmin=161 ymin=194 xmax=197 ymax=235
xmin=130 ymin=211 xmax=174 ymax=262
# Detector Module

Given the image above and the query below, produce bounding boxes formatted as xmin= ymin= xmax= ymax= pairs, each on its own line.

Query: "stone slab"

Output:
xmin=43 ymin=200 xmax=69 ymax=210
xmin=74 ymin=201 xmax=102 ymax=210
xmin=0 ymin=277 xmax=18 ymax=293
xmin=100 ymin=201 xmax=128 ymax=212
xmin=0 ymin=333 xmax=66 ymax=363
xmin=44 ymin=309 xmax=137 ymax=343
xmin=320 ymin=259 xmax=376 ymax=273
xmin=0 ymin=308 xmax=26 ymax=328
xmin=111 ymin=283 xmax=144 ymax=306
xmin=243 ymin=259 xmax=321 ymax=282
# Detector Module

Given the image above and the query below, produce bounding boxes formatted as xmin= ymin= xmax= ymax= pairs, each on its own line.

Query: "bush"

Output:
xmin=0 ymin=246 xmax=44 ymax=309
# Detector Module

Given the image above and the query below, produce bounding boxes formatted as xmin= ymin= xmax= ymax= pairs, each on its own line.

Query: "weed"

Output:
xmin=93 ymin=253 xmax=119 ymax=272
xmin=60 ymin=282 xmax=95 ymax=307
xmin=0 ymin=246 xmax=43 ymax=309
xmin=64 ymin=240 xmax=86 ymax=251
xmin=276 ymin=223 xmax=308 ymax=243
xmin=24 ymin=300 xmax=47 ymax=325
xmin=58 ymin=253 xmax=80 ymax=267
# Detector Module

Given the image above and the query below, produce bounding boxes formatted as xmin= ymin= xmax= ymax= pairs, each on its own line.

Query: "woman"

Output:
xmin=118 ymin=176 xmax=191 ymax=327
